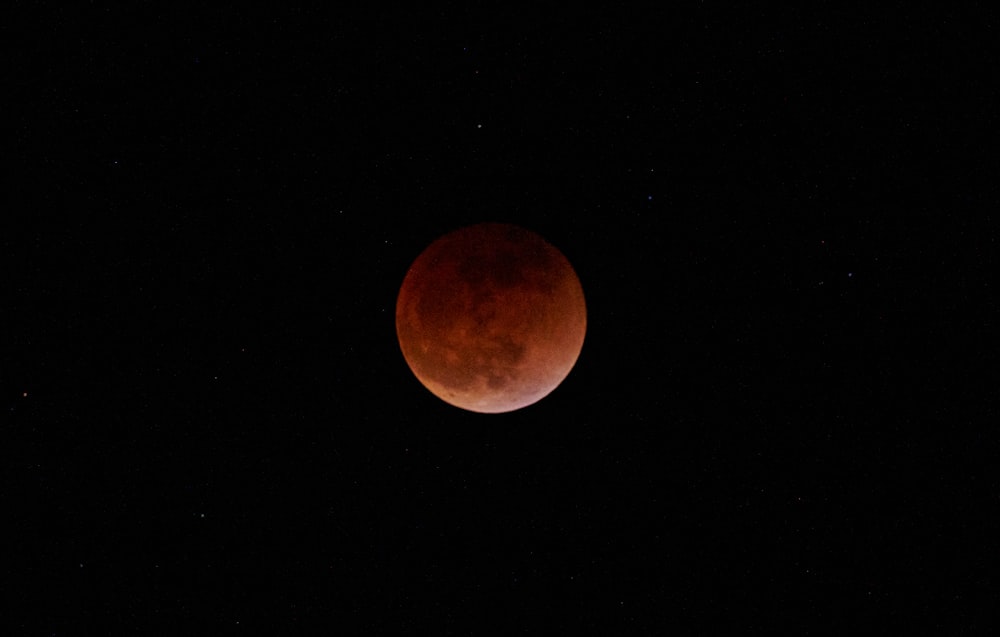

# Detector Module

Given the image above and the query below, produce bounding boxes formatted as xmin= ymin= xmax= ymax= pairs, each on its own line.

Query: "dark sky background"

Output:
xmin=6 ymin=4 xmax=997 ymax=634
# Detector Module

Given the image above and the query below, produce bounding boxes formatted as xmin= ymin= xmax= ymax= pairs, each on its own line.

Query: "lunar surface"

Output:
xmin=395 ymin=222 xmax=586 ymax=413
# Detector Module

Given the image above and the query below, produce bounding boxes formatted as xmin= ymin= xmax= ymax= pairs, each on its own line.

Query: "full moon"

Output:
xmin=396 ymin=222 xmax=586 ymax=413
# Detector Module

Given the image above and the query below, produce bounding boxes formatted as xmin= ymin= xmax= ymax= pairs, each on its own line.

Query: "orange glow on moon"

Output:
xmin=396 ymin=222 xmax=586 ymax=413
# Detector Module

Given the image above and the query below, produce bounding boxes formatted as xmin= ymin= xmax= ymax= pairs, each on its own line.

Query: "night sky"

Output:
xmin=7 ymin=5 xmax=997 ymax=634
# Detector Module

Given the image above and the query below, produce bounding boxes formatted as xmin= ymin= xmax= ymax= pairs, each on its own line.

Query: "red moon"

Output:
xmin=396 ymin=222 xmax=586 ymax=413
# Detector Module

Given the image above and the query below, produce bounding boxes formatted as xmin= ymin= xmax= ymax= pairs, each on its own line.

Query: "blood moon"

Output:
xmin=395 ymin=222 xmax=586 ymax=413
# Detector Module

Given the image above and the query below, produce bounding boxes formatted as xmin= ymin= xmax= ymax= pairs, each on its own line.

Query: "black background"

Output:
xmin=6 ymin=4 xmax=997 ymax=634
